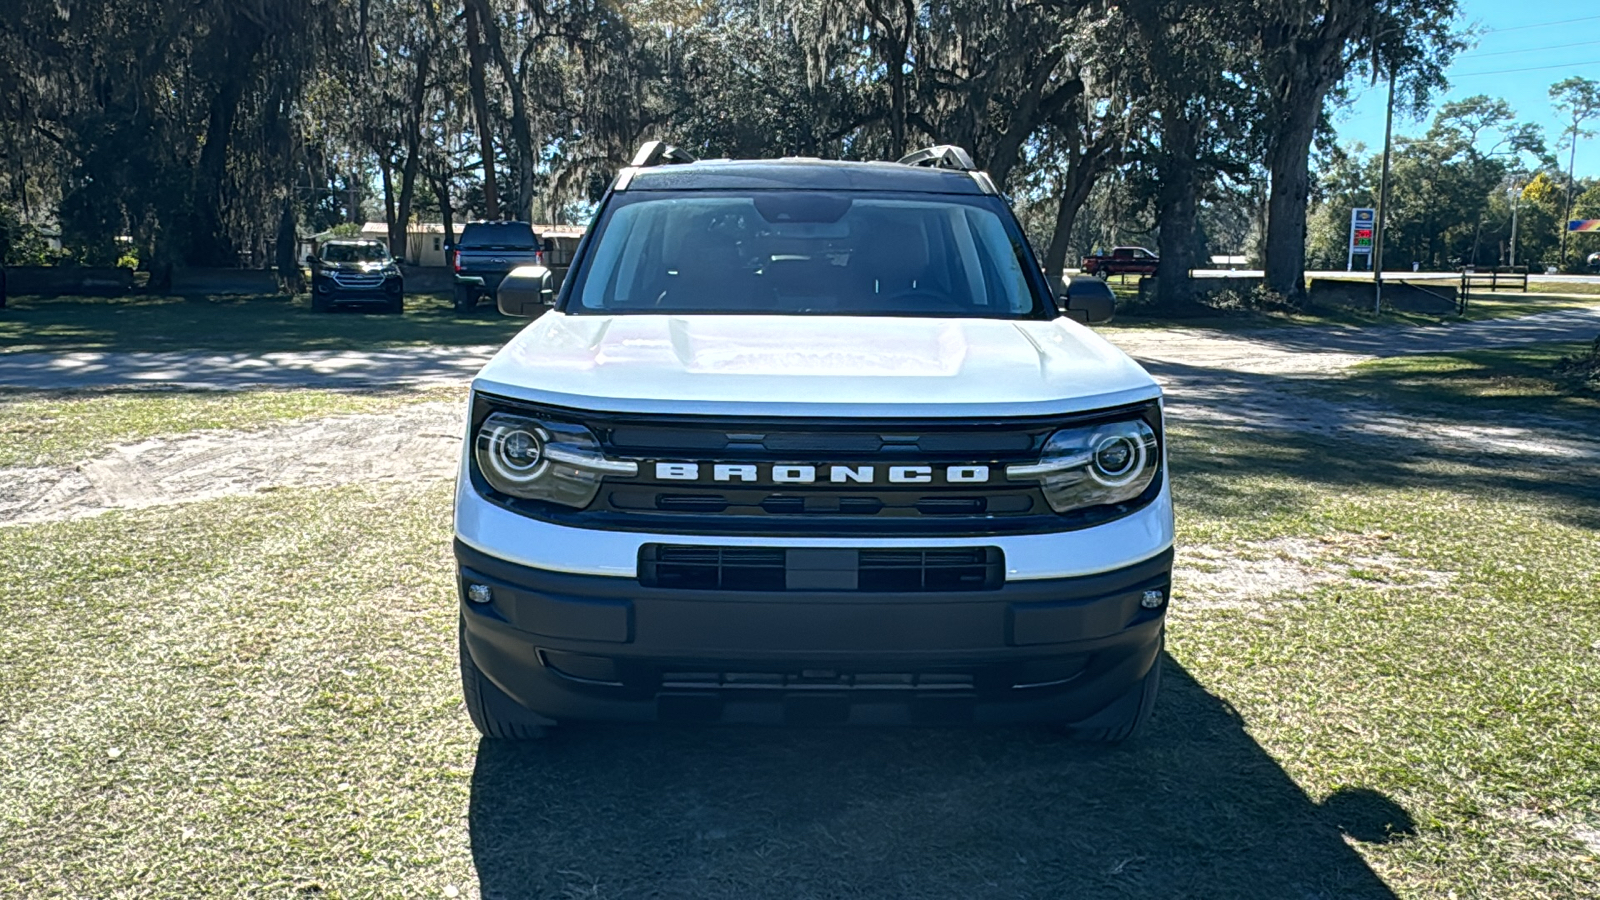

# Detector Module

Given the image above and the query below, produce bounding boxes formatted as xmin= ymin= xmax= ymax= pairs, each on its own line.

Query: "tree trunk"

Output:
xmin=380 ymin=156 xmax=397 ymax=255
xmin=393 ymin=40 xmax=431 ymax=264
xmin=464 ymin=0 xmax=499 ymax=219
xmin=1043 ymin=126 xmax=1115 ymax=274
xmin=471 ymin=0 xmax=535 ymax=221
xmin=985 ymin=58 xmax=1076 ymax=192
xmin=1154 ymin=117 xmax=1199 ymax=310
xmin=431 ymin=170 xmax=456 ymax=249
xmin=1044 ymin=168 xmax=1098 ymax=275
xmin=1262 ymin=98 xmax=1319 ymax=302
xmin=189 ymin=53 xmax=256 ymax=265
xmin=275 ymin=197 xmax=304 ymax=294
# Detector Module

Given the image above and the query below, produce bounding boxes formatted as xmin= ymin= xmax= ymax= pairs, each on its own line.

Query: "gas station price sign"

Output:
xmin=1347 ymin=208 xmax=1375 ymax=270
xmin=1349 ymin=208 xmax=1375 ymax=254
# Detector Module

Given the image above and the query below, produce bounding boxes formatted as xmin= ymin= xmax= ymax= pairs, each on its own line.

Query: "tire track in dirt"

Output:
xmin=0 ymin=402 xmax=464 ymax=526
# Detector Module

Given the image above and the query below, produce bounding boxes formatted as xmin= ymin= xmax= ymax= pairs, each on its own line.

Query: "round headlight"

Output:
xmin=1091 ymin=433 xmax=1145 ymax=486
xmin=1005 ymin=416 xmax=1160 ymax=514
xmin=472 ymin=410 xmax=638 ymax=509
xmin=499 ymin=429 xmax=544 ymax=471
xmin=481 ymin=422 xmax=549 ymax=487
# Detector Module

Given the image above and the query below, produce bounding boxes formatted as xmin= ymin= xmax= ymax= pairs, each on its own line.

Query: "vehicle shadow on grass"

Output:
xmin=467 ymin=659 xmax=1409 ymax=900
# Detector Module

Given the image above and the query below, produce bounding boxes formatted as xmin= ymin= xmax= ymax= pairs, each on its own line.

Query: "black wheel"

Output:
xmin=311 ymin=291 xmax=332 ymax=313
xmin=460 ymin=620 xmax=551 ymax=740
xmin=453 ymin=284 xmax=478 ymax=313
xmin=1068 ymin=636 xmax=1162 ymax=744
xmin=385 ymin=292 xmax=405 ymax=314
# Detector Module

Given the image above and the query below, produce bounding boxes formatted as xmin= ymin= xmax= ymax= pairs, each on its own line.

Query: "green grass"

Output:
xmin=0 ymin=293 xmax=529 ymax=355
xmin=1529 ymin=281 xmax=1600 ymax=296
xmin=1463 ymin=291 xmax=1600 ymax=319
xmin=1337 ymin=342 xmax=1600 ymax=419
xmin=0 ymin=386 xmax=465 ymax=467
xmin=2 ymin=397 xmax=1599 ymax=895
xmin=1100 ymin=280 xmax=1600 ymax=331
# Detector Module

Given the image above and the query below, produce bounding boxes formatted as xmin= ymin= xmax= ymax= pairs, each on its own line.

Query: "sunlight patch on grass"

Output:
xmin=1341 ymin=343 xmax=1600 ymax=417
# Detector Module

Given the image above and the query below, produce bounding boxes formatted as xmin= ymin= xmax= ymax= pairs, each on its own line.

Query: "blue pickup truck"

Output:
xmin=451 ymin=221 xmax=545 ymax=312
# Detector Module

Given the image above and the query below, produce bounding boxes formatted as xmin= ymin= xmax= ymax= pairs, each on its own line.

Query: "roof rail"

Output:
xmin=631 ymin=140 xmax=699 ymax=168
xmin=897 ymin=145 xmax=976 ymax=171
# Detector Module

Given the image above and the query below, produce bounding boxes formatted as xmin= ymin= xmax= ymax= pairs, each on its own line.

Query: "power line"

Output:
xmin=1482 ymin=15 xmax=1600 ymax=34
xmin=1462 ymin=38 xmax=1600 ymax=59
xmin=1453 ymin=59 xmax=1600 ymax=78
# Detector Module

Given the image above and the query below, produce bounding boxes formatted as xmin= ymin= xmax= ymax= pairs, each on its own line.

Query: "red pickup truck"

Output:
xmin=1082 ymin=246 xmax=1159 ymax=278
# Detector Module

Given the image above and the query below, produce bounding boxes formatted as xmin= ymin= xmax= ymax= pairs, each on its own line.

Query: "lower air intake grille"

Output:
xmin=639 ymin=545 xmax=1003 ymax=592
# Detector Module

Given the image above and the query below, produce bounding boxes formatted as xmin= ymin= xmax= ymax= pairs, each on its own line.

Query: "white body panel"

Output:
xmin=472 ymin=313 xmax=1160 ymax=416
xmin=456 ymin=311 xmax=1172 ymax=580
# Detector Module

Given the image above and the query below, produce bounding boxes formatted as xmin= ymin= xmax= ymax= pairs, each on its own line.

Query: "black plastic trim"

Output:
xmin=467 ymin=393 xmax=1165 ymax=538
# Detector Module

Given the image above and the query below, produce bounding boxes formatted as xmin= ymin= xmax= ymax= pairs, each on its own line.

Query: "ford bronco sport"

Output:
xmin=455 ymin=143 xmax=1173 ymax=741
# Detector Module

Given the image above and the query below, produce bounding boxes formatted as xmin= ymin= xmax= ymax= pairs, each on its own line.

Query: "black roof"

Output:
xmin=626 ymin=159 xmax=986 ymax=194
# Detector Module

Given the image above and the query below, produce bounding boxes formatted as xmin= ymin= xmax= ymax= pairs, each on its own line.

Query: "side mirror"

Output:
xmin=497 ymin=265 xmax=557 ymax=317
xmin=1056 ymin=274 xmax=1115 ymax=324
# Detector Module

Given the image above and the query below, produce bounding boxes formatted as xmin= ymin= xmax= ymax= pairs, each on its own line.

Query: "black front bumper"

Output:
xmin=456 ymin=540 xmax=1171 ymax=726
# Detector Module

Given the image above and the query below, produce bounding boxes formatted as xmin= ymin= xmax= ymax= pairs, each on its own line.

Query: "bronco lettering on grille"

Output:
xmin=652 ymin=463 xmax=992 ymax=485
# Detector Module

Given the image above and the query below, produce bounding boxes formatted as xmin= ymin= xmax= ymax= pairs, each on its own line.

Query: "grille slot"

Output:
xmin=639 ymin=545 xmax=1003 ymax=592
xmin=914 ymin=497 xmax=987 ymax=515
xmin=642 ymin=546 xmax=786 ymax=590
xmin=656 ymin=494 xmax=730 ymax=513
xmin=860 ymin=548 xmax=1000 ymax=591
xmin=759 ymin=496 xmax=885 ymax=515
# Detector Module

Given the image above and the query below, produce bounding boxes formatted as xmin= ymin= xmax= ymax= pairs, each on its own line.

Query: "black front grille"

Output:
xmin=470 ymin=394 xmax=1164 ymax=537
xmin=639 ymin=544 xmax=1004 ymax=592
xmin=607 ymin=486 xmax=1038 ymax=522
xmin=330 ymin=272 xmax=386 ymax=288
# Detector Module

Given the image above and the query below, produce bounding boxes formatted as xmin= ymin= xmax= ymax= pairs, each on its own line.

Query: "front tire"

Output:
xmin=311 ymin=291 xmax=332 ymax=313
xmin=453 ymin=284 xmax=478 ymax=313
xmin=385 ymin=292 xmax=405 ymax=314
xmin=459 ymin=620 xmax=551 ymax=740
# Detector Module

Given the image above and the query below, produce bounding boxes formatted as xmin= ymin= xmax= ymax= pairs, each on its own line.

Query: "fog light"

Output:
xmin=467 ymin=583 xmax=493 ymax=604
xmin=1140 ymin=589 xmax=1165 ymax=609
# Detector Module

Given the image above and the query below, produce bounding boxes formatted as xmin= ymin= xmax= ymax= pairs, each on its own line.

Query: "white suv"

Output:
xmin=454 ymin=143 xmax=1173 ymax=741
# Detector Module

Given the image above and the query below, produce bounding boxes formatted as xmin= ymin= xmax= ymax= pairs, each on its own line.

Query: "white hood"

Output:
xmin=471 ymin=313 xmax=1160 ymax=417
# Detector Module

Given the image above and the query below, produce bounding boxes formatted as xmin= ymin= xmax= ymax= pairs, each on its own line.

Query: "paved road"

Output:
xmin=1074 ymin=268 xmax=1600 ymax=287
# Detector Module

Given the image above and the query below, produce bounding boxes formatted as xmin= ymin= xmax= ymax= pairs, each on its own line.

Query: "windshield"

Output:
xmin=459 ymin=223 xmax=538 ymax=249
xmin=567 ymin=191 xmax=1049 ymax=317
xmin=321 ymin=242 xmax=389 ymax=263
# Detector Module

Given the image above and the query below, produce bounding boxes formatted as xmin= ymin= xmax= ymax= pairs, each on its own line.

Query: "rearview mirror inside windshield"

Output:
xmin=753 ymin=193 xmax=852 ymax=224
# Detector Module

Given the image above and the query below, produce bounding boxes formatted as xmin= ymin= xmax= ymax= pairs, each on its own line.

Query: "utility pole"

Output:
xmin=1509 ymin=179 xmax=1521 ymax=268
xmin=1374 ymin=60 xmax=1397 ymax=314
xmin=1561 ymin=129 xmax=1579 ymax=267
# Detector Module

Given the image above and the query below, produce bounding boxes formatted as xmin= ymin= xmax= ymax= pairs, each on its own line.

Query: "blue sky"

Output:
xmin=1333 ymin=0 xmax=1600 ymax=177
